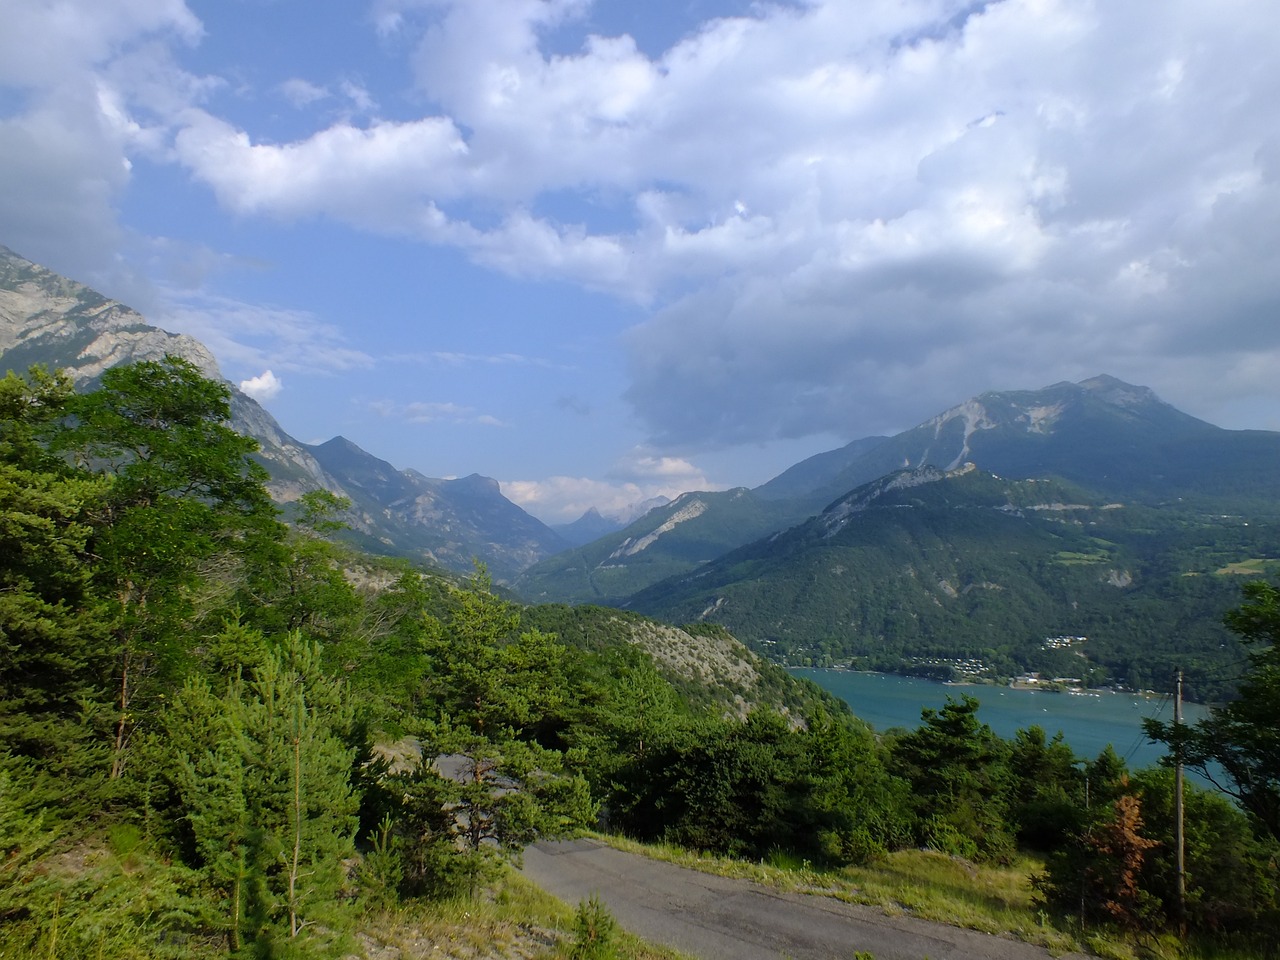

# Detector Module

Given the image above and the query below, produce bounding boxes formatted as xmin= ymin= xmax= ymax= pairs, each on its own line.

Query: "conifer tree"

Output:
xmin=0 ymin=368 xmax=112 ymax=794
xmin=889 ymin=695 xmax=1014 ymax=860
xmin=170 ymin=633 xmax=358 ymax=949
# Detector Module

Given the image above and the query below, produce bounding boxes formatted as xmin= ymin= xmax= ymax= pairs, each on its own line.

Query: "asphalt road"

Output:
xmin=521 ymin=838 xmax=1088 ymax=960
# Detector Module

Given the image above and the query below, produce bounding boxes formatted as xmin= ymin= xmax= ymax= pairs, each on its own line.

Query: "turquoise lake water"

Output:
xmin=794 ymin=669 xmax=1212 ymax=775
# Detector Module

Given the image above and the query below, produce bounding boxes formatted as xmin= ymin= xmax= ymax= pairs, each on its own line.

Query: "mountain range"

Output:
xmin=0 ymin=243 xmax=567 ymax=581
xmin=4 ymin=242 xmax=1278 ymax=697
xmin=517 ymin=374 xmax=1280 ymax=605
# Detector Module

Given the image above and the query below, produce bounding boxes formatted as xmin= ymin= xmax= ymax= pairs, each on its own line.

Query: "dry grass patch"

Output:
xmin=348 ymin=872 xmax=690 ymax=960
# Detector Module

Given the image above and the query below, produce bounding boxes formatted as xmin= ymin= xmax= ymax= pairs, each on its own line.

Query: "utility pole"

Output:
xmin=1174 ymin=666 xmax=1186 ymax=936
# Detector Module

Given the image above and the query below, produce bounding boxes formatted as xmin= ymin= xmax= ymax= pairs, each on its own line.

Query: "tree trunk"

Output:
xmin=109 ymin=642 xmax=132 ymax=780
xmin=288 ymin=733 xmax=303 ymax=938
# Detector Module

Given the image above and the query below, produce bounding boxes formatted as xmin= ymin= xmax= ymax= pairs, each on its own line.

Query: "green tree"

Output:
xmin=1036 ymin=779 xmax=1163 ymax=932
xmin=1146 ymin=579 xmax=1280 ymax=841
xmin=394 ymin=729 xmax=593 ymax=899
xmin=167 ymin=671 xmax=253 ymax=952
xmin=1006 ymin=726 xmax=1086 ymax=850
xmin=1131 ymin=767 xmax=1279 ymax=934
xmin=0 ymin=368 xmax=112 ymax=790
xmin=55 ymin=356 xmax=279 ymax=779
xmin=888 ymin=695 xmax=1014 ymax=861
xmin=801 ymin=709 xmax=911 ymax=863
xmin=168 ymin=634 xmax=359 ymax=950
xmin=240 ymin=490 xmax=361 ymax=643
xmin=420 ymin=567 xmax=569 ymax=741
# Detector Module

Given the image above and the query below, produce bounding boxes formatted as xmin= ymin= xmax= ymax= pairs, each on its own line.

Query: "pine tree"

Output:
xmin=0 ymin=367 xmax=112 ymax=797
xmin=169 ymin=633 xmax=358 ymax=949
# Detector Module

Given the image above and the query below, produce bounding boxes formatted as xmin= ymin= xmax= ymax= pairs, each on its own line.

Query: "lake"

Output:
xmin=794 ymin=669 xmax=1213 ymax=775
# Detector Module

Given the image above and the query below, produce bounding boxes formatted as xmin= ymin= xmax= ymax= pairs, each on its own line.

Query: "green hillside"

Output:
xmin=514 ymin=487 xmax=806 ymax=604
xmin=629 ymin=467 xmax=1277 ymax=701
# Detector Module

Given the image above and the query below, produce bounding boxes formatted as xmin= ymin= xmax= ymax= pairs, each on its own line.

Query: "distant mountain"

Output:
xmin=514 ymin=488 xmax=810 ymax=605
xmin=753 ymin=435 xmax=889 ymax=503
xmin=305 ymin=437 xmax=567 ymax=579
xmin=551 ymin=497 xmax=671 ymax=548
xmin=0 ymin=243 xmax=565 ymax=580
xmin=552 ymin=508 xmax=626 ymax=547
xmin=802 ymin=376 xmax=1280 ymax=508
xmin=628 ymin=464 xmax=1280 ymax=700
xmin=521 ymin=374 xmax=1280 ymax=605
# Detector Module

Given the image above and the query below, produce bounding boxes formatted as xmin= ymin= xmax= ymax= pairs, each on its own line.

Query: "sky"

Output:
xmin=1 ymin=0 xmax=1278 ymax=525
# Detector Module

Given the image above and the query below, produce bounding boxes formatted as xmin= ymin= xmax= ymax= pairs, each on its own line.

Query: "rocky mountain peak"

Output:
xmin=1078 ymin=373 xmax=1163 ymax=409
xmin=0 ymin=244 xmax=221 ymax=386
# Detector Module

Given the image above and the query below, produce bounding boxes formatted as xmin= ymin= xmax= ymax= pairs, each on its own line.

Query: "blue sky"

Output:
xmin=2 ymin=0 xmax=1278 ymax=523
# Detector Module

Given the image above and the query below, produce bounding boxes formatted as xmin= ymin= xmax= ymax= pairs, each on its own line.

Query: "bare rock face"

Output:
xmin=0 ymin=246 xmax=222 ymax=382
xmin=0 ymin=244 xmax=566 ymax=580
xmin=0 ymin=244 xmax=335 ymax=499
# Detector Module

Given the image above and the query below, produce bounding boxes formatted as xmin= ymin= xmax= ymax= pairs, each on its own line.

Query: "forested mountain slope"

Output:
xmin=515 ymin=487 xmax=810 ymax=604
xmin=629 ymin=465 xmax=1278 ymax=701
xmin=521 ymin=375 xmax=1280 ymax=606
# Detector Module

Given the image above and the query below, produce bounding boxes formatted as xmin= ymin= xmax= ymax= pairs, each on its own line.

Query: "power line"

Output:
xmin=1122 ymin=692 xmax=1169 ymax=765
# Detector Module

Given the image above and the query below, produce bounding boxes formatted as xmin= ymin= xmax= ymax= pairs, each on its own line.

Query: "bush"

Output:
xmin=570 ymin=895 xmax=617 ymax=960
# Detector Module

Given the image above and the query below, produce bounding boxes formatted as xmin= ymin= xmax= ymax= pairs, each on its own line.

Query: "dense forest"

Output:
xmin=2 ymin=359 xmax=1278 ymax=958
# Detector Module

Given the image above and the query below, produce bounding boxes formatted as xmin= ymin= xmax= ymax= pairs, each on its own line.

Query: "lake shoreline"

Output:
xmin=791 ymin=667 xmax=1211 ymax=780
xmin=798 ymin=664 xmax=1197 ymax=704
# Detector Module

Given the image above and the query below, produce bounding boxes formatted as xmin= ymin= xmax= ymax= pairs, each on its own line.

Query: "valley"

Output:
xmin=3 ymin=246 xmax=1279 ymax=960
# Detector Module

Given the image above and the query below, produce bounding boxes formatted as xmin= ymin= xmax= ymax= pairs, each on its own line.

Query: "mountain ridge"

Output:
xmin=519 ymin=374 xmax=1280 ymax=605
xmin=0 ymin=243 xmax=565 ymax=581
xmin=626 ymin=464 xmax=1278 ymax=699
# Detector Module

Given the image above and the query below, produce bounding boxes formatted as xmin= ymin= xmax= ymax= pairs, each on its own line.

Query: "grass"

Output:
xmin=1056 ymin=550 xmax=1110 ymax=565
xmin=1214 ymin=558 xmax=1278 ymax=576
xmin=590 ymin=835 xmax=1274 ymax=960
xmin=352 ymin=871 xmax=693 ymax=960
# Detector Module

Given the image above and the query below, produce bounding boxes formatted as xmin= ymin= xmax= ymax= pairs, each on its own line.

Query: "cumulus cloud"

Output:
xmin=4 ymin=0 xmax=1280 ymax=449
xmin=240 ymin=369 xmax=283 ymax=400
xmin=149 ymin=0 xmax=1280 ymax=440
xmin=503 ymin=446 xmax=719 ymax=523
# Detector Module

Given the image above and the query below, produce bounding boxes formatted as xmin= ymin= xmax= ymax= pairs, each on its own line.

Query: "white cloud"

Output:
xmin=503 ymin=446 xmax=720 ymax=523
xmin=4 ymin=0 xmax=1280 ymax=451
xmin=338 ymin=79 xmax=377 ymax=113
xmin=0 ymin=0 xmax=201 ymax=89
xmin=157 ymin=291 xmax=374 ymax=376
xmin=280 ymin=78 xmax=329 ymax=108
xmin=370 ymin=399 xmax=507 ymax=427
xmin=608 ymin=450 xmax=712 ymax=486
xmin=500 ymin=475 xmax=651 ymax=525
xmin=0 ymin=0 xmax=210 ymax=292
xmin=173 ymin=110 xmax=470 ymax=225
xmin=240 ymin=369 xmax=283 ymax=400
